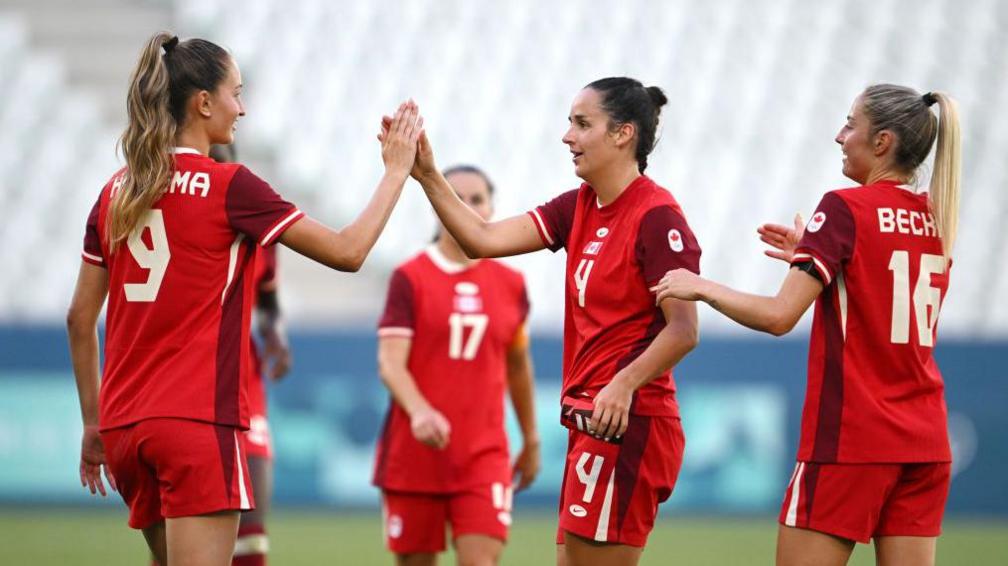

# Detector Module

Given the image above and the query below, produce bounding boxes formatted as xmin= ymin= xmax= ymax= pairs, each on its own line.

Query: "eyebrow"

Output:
xmin=569 ymin=114 xmax=588 ymax=122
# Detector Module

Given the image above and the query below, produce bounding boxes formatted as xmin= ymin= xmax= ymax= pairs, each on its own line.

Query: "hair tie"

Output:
xmin=922 ymin=92 xmax=937 ymax=106
xmin=162 ymin=36 xmax=179 ymax=55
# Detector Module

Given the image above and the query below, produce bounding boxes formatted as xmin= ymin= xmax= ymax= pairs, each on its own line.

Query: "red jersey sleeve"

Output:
xmin=635 ymin=206 xmax=702 ymax=285
xmin=791 ymin=192 xmax=855 ymax=286
xmin=377 ymin=268 xmax=415 ymax=338
xmin=226 ymin=166 xmax=304 ymax=246
xmin=81 ymin=196 xmax=105 ymax=267
xmin=527 ymin=189 xmax=579 ymax=252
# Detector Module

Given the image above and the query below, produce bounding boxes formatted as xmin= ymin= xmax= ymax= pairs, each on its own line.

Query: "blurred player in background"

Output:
xmin=67 ymin=31 xmax=422 ymax=566
xmin=390 ymin=77 xmax=701 ymax=566
xmin=653 ymin=84 xmax=960 ymax=566
xmin=209 ymin=144 xmax=292 ymax=566
xmin=374 ymin=165 xmax=540 ymax=566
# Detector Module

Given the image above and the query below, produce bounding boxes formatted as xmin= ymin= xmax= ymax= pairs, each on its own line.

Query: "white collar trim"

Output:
xmin=425 ymin=244 xmax=475 ymax=274
xmin=173 ymin=147 xmax=201 ymax=155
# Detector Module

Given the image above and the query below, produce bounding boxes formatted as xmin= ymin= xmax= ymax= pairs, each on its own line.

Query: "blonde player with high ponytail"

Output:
xmin=654 ymin=85 xmax=961 ymax=566
xmin=67 ymin=32 xmax=423 ymax=565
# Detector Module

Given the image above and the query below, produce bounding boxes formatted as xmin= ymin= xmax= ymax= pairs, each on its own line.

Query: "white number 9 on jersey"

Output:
xmin=124 ymin=210 xmax=171 ymax=302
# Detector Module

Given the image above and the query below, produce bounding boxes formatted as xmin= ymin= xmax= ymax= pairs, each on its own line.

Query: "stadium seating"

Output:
xmin=0 ymin=0 xmax=1005 ymax=335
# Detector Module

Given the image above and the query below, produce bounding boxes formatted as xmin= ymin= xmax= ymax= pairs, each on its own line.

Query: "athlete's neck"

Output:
xmin=587 ymin=162 xmax=641 ymax=206
xmin=436 ymin=233 xmax=478 ymax=267
xmin=864 ymin=166 xmax=908 ymax=186
xmin=175 ymin=129 xmax=211 ymax=156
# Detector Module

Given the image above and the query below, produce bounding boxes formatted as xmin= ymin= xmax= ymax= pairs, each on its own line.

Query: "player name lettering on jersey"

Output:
xmin=877 ymin=207 xmax=937 ymax=238
xmin=168 ymin=170 xmax=211 ymax=197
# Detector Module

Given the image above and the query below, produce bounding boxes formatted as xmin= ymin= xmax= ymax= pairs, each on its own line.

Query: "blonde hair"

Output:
xmin=861 ymin=84 xmax=961 ymax=258
xmin=108 ymin=32 xmax=177 ymax=248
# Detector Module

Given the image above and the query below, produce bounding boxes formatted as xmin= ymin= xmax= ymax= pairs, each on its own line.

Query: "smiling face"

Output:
xmin=446 ymin=170 xmax=493 ymax=221
xmin=205 ymin=57 xmax=245 ymax=145
xmin=562 ymin=88 xmax=630 ymax=182
xmin=835 ymin=95 xmax=880 ymax=184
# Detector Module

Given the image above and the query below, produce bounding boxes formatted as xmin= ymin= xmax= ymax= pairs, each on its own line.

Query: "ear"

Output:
xmin=195 ymin=90 xmax=212 ymax=119
xmin=611 ymin=121 xmax=637 ymax=149
xmin=873 ymin=129 xmax=894 ymax=157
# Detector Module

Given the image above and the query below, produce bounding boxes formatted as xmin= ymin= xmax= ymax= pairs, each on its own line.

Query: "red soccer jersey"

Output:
xmin=527 ymin=175 xmax=701 ymax=417
xmin=81 ymin=148 xmax=303 ymax=431
xmin=791 ymin=180 xmax=951 ymax=463
xmin=373 ymin=245 xmax=529 ymax=493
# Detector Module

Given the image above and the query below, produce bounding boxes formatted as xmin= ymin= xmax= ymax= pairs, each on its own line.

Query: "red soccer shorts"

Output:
xmin=101 ymin=418 xmax=255 ymax=529
xmin=779 ymin=461 xmax=951 ymax=543
xmin=556 ymin=415 xmax=684 ymax=547
xmin=381 ymin=482 xmax=513 ymax=554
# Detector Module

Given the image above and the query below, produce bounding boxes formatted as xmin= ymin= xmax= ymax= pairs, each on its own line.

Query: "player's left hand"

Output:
xmin=651 ymin=269 xmax=703 ymax=304
xmin=80 ymin=425 xmax=116 ymax=496
xmin=512 ymin=438 xmax=541 ymax=492
xmin=590 ymin=379 xmax=632 ymax=441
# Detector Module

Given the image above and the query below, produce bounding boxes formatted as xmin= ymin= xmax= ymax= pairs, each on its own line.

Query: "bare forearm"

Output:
xmin=612 ymin=322 xmax=698 ymax=392
xmin=335 ymin=170 xmax=410 ymax=268
xmin=416 ymin=171 xmax=493 ymax=257
xmin=379 ymin=366 xmax=432 ymax=417
xmin=697 ymin=279 xmax=794 ymax=336
xmin=507 ymin=355 xmax=539 ymax=444
xmin=68 ymin=326 xmax=100 ymax=426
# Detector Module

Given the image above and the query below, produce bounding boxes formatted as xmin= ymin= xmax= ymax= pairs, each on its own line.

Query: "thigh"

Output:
xmin=455 ymin=534 xmax=503 ymax=566
xmin=875 ymin=463 xmax=950 ymax=539
xmin=140 ymin=418 xmax=255 ymax=520
xmin=165 ymin=510 xmax=240 ymax=566
xmin=448 ymin=482 xmax=512 ymax=544
xmin=874 ymin=535 xmax=937 ymax=566
xmin=101 ymin=425 xmax=162 ymax=529
xmin=778 ymin=461 xmax=900 ymax=544
xmin=776 ymin=524 xmax=854 ymax=566
xmin=557 ymin=416 xmax=683 ymax=548
xmin=382 ymin=490 xmax=449 ymax=554
xmin=562 ymin=531 xmax=642 ymax=566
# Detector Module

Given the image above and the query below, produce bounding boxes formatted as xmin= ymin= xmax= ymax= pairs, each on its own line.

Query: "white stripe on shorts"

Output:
xmin=594 ymin=468 xmax=616 ymax=542
xmin=784 ymin=462 xmax=806 ymax=527
xmin=234 ymin=430 xmax=251 ymax=510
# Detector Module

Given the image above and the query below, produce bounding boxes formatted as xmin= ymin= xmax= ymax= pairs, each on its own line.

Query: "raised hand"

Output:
xmin=757 ymin=213 xmax=804 ymax=263
xmin=651 ymin=268 xmax=705 ymax=304
xmin=410 ymin=405 xmax=451 ymax=450
xmin=379 ymin=112 xmax=436 ymax=180
xmin=80 ymin=424 xmax=116 ymax=496
xmin=379 ymin=100 xmax=424 ymax=177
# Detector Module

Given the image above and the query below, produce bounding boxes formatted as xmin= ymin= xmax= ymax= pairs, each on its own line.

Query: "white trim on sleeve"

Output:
xmin=260 ymin=209 xmax=304 ymax=246
xmin=793 ymin=252 xmax=833 ymax=286
xmin=530 ymin=209 xmax=555 ymax=246
xmin=81 ymin=250 xmax=104 ymax=263
xmin=377 ymin=327 xmax=414 ymax=338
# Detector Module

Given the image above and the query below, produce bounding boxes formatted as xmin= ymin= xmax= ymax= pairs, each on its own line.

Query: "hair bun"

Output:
xmin=922 ymin=92 xmax=938 ymax=106
xmin=162 ymin=36 xmax=179 ymax=54
xmin=645 ymin=85 xmax=668 ymax=108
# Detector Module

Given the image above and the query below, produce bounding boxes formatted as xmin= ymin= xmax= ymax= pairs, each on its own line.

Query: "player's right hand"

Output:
xmin=378 ymin=100 xmax=424 ymax=177
xmin=379 ymin=113 xmax=437 ymax=181
xmin=80 ymin=424 xmax=116 ymax=496
xmin=758 ymin=213 xmax=804 ymax=263
xmin=410 ymin=406 xmax=451 ymax=450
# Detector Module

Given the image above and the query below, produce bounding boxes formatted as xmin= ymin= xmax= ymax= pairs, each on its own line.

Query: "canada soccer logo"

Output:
xmin=807 ymin=211 xmax=827 ymax=233
xmin=387 ymin=515 xmax=403 ymax=539
xmin=668 ymin=229 xmax=684 ymax=252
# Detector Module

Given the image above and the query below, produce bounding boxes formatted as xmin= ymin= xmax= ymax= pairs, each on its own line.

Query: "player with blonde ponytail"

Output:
xmin=67 ymin=31 xmax=423 ymax=566
xmin=653 ymin=85 xmax=961 ymax=566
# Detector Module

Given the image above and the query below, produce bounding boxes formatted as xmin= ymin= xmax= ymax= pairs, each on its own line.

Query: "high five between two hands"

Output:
xmin=377 ymin=100 xmax=438 ymax=182
xmin=652 ymin=213 xmax=807 ymax=304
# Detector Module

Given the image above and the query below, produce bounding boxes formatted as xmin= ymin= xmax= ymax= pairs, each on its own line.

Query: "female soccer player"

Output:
xmin=652 ymin=85 xmax=960 ymax=566
xmin=373 ymin=165 xmax=540 ymax=566
xmin=388 ymin=77 xmax=701 ymax=566
xmin=67 ymin=32 xmax=422 ymax=566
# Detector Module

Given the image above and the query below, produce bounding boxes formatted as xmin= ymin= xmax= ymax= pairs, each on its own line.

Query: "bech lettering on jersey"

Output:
xmin=877 ymin=207 xmax=937 ymax=238
xmin=167 ymin=170 xmax=211 ymax=197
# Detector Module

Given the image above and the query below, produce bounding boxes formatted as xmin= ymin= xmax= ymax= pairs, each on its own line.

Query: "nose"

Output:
xmin=562 ymin=126 xmax=575 ymax=146
xmin=835 ymin=129 xmax=844 ymax=145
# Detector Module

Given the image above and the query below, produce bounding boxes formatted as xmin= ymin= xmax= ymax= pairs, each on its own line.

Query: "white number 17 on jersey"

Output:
xmin=448 ymin=313 xmax=488 ymax=360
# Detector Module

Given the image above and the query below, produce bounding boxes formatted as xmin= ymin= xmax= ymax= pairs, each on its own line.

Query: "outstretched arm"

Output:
xmin=280 ymin=101 xmax=423 ymax=271
xmin=67 ymin=261 xmax=115 ymax=496
xmin=653 ymin=267 xmax=823 ymax=336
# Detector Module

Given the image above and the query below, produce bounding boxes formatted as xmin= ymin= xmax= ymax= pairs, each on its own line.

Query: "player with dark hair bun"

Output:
xmin=389 ymin=77 xmax=701 ymax=566
xmin=68 ymin=31 xmax=422 ymax=565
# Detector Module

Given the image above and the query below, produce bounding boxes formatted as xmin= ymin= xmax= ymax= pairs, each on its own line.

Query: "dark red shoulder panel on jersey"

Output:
xmin=378 ymin=268 xmax=416 ymax=334
xmin=82 ymin=196 xmax=105 ymax=267
xmin=528 ymin=188 xmax=579 ymax=252
xmin=635 ymin=206 xmax=702 ymax=285
xmin=225 ymin=166 xmax=303 ymax=246
xmin=792 ymin=192 xmax=855 ymax=286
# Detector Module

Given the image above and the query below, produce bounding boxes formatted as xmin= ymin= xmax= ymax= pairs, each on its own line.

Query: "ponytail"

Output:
xmin=927 ymin=92 xmax=961 ymax=259
xmin=109 ymin=32 xmax=177 ymax=249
